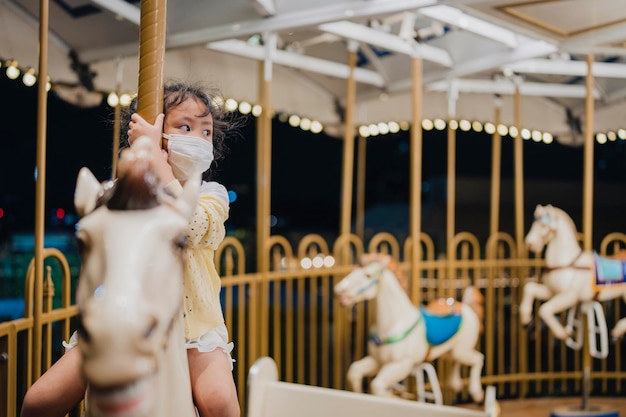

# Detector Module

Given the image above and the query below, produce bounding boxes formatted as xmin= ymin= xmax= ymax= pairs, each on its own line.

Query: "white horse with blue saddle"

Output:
xmin=334 ymin=254 xmax=485 ymax=403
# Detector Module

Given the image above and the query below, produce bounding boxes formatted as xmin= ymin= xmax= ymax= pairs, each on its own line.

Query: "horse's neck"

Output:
xmin=159 ymin=315 xmax=196 ymax=417
xmin=375 ymin=271 xmax=418 ymax=333
xmin=545 ymin=221 xmax=582 ymax=266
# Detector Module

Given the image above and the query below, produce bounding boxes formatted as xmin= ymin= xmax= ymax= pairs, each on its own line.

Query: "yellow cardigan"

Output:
xmin=165 ymin=180 xmax=229 ymax=340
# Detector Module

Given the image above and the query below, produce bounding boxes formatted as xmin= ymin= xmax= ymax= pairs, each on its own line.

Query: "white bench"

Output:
xmin=247 ymin=357 xmax=498 ymax=417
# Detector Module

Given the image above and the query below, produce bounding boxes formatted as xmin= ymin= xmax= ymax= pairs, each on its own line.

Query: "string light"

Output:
xmin=1 ymin=58 xmax=624 ymax=143
xmin=6 ymin=60 xmax=20 ymax=80
xmin=22 ymin=68 xmax=36 ymax=87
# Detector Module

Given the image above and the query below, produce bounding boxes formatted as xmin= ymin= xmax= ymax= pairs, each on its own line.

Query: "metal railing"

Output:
xmin=2 ymin=231 xmax=626 ymax=416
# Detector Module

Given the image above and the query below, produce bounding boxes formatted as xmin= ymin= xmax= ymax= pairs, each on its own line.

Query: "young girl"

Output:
xmin=20 ymin=81 xmax=241 ymax=417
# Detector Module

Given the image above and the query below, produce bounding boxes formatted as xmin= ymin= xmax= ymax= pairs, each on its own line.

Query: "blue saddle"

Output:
xmin=420 ymin=307 xmax=462 ymax=346
xmin=593 ymin=253 xmax=626 ymax=289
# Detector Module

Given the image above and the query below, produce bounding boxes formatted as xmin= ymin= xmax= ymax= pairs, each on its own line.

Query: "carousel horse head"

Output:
xmin=334 ymin=253 xmax=408 ymax=307
xmin=73 ymin=137 xmax=198 ymax=417
xmin=525 ymin=204 xmax=577 ymax=254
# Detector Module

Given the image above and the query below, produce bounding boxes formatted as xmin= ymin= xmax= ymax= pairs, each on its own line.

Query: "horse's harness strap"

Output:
xmin=370 ymin=315 xmax=422 ymax=346
xmin=543 ymin=250 xmax=587 ymax=274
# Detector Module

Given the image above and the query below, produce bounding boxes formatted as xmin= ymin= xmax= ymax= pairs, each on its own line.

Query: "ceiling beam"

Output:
xmin=319 ymin=20 xmax=453 ymax=67
xmin=81 ymin=0 xmax=437 ymax=62
xmin=428 ymin=78 xmax=601 ymax=99
xmin=386 ymin=38 xmax=557 ymax=92
xmin=89 ymin=0 xmax=140 ymax=25
xmin=418 ymin=4 xmax=519 ymax=48
xmin=505 ymin=59 xmax=626 ymax=79
xmin=206 ymin=40 xmax=385 ymax=87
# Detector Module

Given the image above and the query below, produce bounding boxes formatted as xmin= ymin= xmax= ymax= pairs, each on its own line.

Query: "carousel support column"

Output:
xmin=255 ymin=32 xmax=276 ymax=361
xmin=355 ymin=135 xmax=367 ymax=241
xmin=513 ymin=81 xmax=526 ymax=399
xmin=335 ymin=40 xmax=358 ymax=391
xmin=409 ymin=56 xmax=423 ymax=306
xmin=487 ymin=94 xmax=502 ymax=390
xmin=32 ymin=0 xmax=50 ymax=383
xmin=339 ymin=41 xmax=358 ymax=247
xmin=445 ymin=80 xmax=458 ymax=299
xmin=489 ymin=95 xmax=502 ymax=238
xmin=136 ymin=0 xmax=166 ymax=126
xmin=111 ymin=58 xmax=124 ymax=179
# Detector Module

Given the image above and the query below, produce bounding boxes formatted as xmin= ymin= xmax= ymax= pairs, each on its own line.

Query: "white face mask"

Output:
xmin=163 ymin=133 xmax=214 ymax=181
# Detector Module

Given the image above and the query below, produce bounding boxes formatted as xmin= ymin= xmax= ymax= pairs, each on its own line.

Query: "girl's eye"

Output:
xmin=203 ymin=129 xmax=212 ymax=137
xmin=179 ymin=125 xmax=190 ymax=132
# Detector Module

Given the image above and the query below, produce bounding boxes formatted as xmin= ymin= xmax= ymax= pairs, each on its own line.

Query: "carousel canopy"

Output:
xmin=1 ymin=0 xmax=626 ymax=145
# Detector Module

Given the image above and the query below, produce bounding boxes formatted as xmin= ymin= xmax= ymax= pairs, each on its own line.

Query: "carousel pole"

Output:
xmin=355 ymin=135 xmax=366 ymax=241
xmin=339 ymin=41 xmax=358 ymax=244
xmin=513 ymin=82 xmax=526 ymax=399
xmin=335 ymin=40 xmax=358 ymax=392
xmin=409 ymin=55 xmax=423 ymax=305
xmin=581 ymin=52 xmax=596 ymax=412
xmin=445 ymin=81 xmax=458 ymax=299
xmin=489 ymin=96 xmax=502 ymax=238
xmin=255 ymin=31 xmax=275 ymax=361
xmin=31 ymin=0 xmax=50 ymax=384
xmin=111 ymin=59 xmax=124 ymax=179
xmin=136 ymin=0 xmax=166 ymax=125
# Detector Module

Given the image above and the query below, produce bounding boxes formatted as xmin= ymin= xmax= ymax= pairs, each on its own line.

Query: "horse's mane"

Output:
xmin=362 ymin=253 xmax=409 ymax=294
xmin=98 ymin=164 xmax=161 ymax=211
xmin=552 ymin=206 xmax=579 ymax=238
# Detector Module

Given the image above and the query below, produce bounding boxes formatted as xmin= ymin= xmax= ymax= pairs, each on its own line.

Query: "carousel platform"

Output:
xmin=460 ymin=397 xmax=625 ymax=417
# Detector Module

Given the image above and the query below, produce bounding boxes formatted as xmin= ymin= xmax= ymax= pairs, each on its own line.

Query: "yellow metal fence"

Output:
xmin=2 ymin=231 xmax=626 ymax=416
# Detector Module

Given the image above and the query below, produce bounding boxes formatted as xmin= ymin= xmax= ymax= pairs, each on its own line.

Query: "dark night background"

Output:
xmin=1 ymin=71 xmax=626 ymax=256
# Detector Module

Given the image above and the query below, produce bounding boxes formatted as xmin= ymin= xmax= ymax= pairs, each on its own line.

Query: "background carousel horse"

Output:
xmin=520 ymin=204 xmax=626 ymax=343
xmin=73 ymin=138 xmax=198 ymax=417
xmin=334 ymin=253 xmax=485 ymax=403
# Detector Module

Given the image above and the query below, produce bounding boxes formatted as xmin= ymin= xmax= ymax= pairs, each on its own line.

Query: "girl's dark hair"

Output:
xmin=119 ymin=80 xmax=242 ymax=180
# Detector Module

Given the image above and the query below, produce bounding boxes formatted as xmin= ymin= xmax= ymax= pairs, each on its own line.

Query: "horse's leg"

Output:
xmin=369 ymin=358 xmax=414 ymax=397
xmin=450 ymin=346 xmax=485 ymax=403
xmin=519 ymin=282 xmax=553 ymax=326
xmin=538 ymin=291 xmax=580 ymax=340
xmin=609 ymin=290 xmax=626 ymax=340
xmin=347 ymin=356 xmax=380 ymax=393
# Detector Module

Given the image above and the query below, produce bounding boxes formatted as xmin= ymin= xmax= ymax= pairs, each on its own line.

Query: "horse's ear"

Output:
xmin=175 ymin=173 xmax=201 ymax=219
xmin=75 ymin=167 xmax=102 ymax=217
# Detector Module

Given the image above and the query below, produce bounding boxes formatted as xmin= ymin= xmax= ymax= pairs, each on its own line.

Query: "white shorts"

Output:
xmin=63 ymin=323 xmax=235 ymax=371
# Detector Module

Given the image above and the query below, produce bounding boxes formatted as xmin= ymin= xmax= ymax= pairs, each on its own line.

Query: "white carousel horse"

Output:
xmin=334 ymin=254 xmax=485 ymax=403
xmin=73 ymin=138 xmax=198 ymax=417
xmin=520 ymin=204 xmax=626 ymax=345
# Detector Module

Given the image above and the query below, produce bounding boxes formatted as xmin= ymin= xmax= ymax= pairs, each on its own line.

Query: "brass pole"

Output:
xmin=136 ymin=0 xmax=167 ymax=127
xmin=513 ymin=83 xmax=526 ymax=398
xmin=112 ymin=104 xmax=121 ymax=179
xmin=32 ymin=0 xmax=50 ymax=381
xmin=513 ymin=85 xmax=524 ymax=258
xmin=489 ymin=97 xmax=502 ymax=237
xmin=583 ymin=54 xmax=594 ymax=252
xmin=111 ymin=60 xmax=124 ymax=179
xmin=446 ymin=84 xmax=457 ymax=298
xmin=409 ymin=57 xmax=423 ymax=305
xmin=255 ymin=34 xmax=275 ymax=361
xmin=355 ymin=135 xmax=367 ymax=240
xmin=581 ymin=53 xmax=595 ymax=411
xmin=339 ymin=44 xmax=358 ymax=244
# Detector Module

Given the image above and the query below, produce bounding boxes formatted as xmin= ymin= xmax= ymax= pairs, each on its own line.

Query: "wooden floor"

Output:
xmin=460 ymin=397 xmax=626 ymax=417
